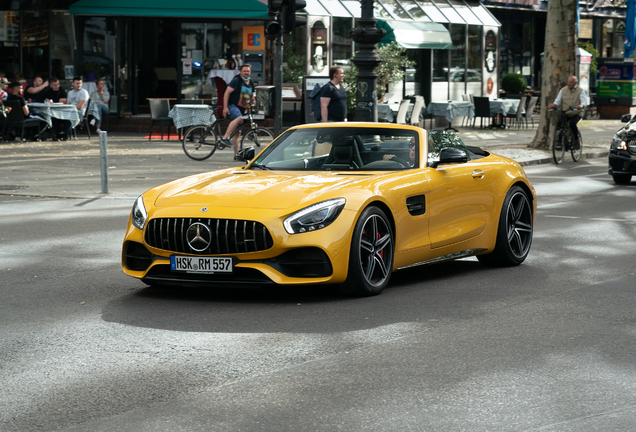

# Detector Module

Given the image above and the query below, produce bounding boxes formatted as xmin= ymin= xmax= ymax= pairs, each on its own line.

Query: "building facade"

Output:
xmin=0 ymin=0 xmax=629 ymax=119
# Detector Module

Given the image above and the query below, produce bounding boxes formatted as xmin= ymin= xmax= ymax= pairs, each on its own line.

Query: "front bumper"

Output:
xmin=608 ymin=149 xmax=636 ymax=175
xmin=122 ymin=209 xmax=357 ymax=287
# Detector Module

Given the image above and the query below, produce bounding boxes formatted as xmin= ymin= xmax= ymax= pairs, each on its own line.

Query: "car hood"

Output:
xmin=154 ymin=168 xmax=375 ymax=210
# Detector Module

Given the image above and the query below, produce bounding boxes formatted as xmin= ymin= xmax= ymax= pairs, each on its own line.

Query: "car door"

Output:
xmin=425 ymin=132 xmax=496 ymax=249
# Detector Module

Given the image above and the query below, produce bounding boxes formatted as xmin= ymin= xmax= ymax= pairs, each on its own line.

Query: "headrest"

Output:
xmin=332 ymin=137 xmax=355 ymax=147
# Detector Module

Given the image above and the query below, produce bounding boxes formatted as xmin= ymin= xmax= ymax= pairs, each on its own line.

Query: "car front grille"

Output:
xmin=145 ymin=218 xmax=273 ymax=255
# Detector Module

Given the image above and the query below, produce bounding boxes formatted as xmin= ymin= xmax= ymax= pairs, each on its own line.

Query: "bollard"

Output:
xmin=99 ymin=130 xmax=109 ymax=194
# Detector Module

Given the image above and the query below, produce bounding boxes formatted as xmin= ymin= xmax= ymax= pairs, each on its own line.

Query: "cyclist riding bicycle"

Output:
xmin=221 ymin=64 xmax=256 ymax=158
xmin=547 ymin=75 xmax=588 ymax=149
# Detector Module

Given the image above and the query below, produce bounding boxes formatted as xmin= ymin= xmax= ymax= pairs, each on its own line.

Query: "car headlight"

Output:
xmin=131 ymin=195 xmax=148 ymax=230
xmin=284 ymin=198 xmax=346 ymax=234
xmin=611 ymin=134 xmax=628 ymax=150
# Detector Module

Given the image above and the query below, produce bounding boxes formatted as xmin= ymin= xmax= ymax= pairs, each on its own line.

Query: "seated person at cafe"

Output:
xmin=89 ymin=79 xmax=109 ymax=132
xmin=41 ymin=77 xmax=70 ymax=139
xmin=26 ymin=76 xmax=49 ymax=103
xmin=6 ymin=81 xmax=47 ymax=138
xmin=7 ymin=81 xmax=30 ymax=118
xmin=58 ymin=76 xmax=89 ymax=138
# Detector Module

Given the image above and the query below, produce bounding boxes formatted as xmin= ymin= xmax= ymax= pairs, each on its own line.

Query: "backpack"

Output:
xmin=309 ymin=82 xmax=333 ymax=122
xmin=308 ymin=83 xmax=326 ymax=122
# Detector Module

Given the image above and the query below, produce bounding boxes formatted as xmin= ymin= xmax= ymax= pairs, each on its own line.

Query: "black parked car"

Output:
xmin=609 ymin=114 xmax=636 ymax=184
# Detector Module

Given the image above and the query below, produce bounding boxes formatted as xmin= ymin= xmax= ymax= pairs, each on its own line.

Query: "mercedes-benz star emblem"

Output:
xmin=186 ymin=222 xmax=212 ymax=252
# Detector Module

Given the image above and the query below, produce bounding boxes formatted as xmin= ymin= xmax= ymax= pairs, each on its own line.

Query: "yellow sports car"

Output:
xmin=122 ymin=123 xmax=536 ymax=296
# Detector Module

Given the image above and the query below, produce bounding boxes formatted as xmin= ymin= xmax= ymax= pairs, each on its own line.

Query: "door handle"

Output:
xmin=472 ymin=169 xmax=485 ymax=178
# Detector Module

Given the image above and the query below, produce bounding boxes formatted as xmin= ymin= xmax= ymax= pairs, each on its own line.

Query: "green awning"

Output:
xmin=377 ymin=19 xmax=452 ymax=50
xmin=69 ymin=0 xmax=268 ymax=18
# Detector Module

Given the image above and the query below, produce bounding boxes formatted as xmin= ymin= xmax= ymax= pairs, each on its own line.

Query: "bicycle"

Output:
xmin=550 ymin=107 xmax=583 ymax=164
xmin=182 ymin=103 xmax=274 ymax=161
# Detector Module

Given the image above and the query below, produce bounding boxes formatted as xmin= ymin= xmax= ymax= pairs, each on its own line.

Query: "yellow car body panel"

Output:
xmin=122 ymin=123 xmax=536 ymax=292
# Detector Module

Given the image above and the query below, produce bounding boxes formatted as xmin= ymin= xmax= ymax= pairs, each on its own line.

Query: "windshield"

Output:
xmin=250 ymin=127 xmax=419 ymax=171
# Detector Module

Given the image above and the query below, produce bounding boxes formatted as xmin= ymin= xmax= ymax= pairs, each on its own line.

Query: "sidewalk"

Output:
xmin=0 ymin=117 xmax=620 ymax=201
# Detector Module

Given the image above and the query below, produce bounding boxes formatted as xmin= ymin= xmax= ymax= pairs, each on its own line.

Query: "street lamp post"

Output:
xmin=350 ymin=0 xmax=385 ymax=121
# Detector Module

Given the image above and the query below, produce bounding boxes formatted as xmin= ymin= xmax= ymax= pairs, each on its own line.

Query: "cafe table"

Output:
xmin=425 ymin=101 xmax=474 ymax=132
xmin=27 ymin=102 xmax=81 ymax=129
xmin=489 ymin=99 xmax=520 ymax=129
xmin=168 ymin=104 xmax=215 ymax=130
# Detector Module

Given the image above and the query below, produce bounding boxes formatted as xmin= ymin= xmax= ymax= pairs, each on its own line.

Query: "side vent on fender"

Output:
xmin=406 ymin=195 xmax=426 ymax=216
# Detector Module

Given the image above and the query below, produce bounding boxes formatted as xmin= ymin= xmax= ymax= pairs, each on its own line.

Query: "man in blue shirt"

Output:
xmin=220 ymin=64 xmax=256 ymax=158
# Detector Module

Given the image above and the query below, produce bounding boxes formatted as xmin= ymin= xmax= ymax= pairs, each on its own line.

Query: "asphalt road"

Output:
xmin=1 ymin=157 xmax=635 ymax=431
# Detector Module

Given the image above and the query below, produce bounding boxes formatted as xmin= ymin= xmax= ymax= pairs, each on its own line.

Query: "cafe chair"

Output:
xmin=523 ymin=96 xmax=538 ymax=128
xmin=3 ymin=100 xmax=45 ymax=142
xmin=395 ymin=99 xmax=410 ymax=125
xmin=409 ymin=96 xmax=424 ymax=128
xmin=71 ymin=99 xmax=92 ymax=140
xmin=148 ymin=99 xmax=175 ymax=141
xmin=507 ymin=96 xmax=527 ymax=129
xmin=472 ymin=96 xmax=492 ymax=128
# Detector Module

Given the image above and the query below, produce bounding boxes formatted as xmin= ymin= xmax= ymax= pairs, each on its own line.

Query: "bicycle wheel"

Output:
xmin=240 ymin=127 xmax=274 ymax=151
xmin=182 ymin=125 xmax=218 ymax=161
xmin=571 ymin=130 xmax=583 ymax=162
xmin=552 ymin=128 xmax=566 ymax=164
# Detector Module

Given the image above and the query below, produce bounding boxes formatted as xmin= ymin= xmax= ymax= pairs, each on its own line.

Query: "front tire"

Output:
xmin=478 ymin=185 xmax=533 ymax=267
xmin=612 ymin=173 xmax=632 ymax=184
xmin=240 ymin=127 xmax=274 ymax=150
xmin=571 ymin=131 xmax=582 ymax=162
xmin=552 ymin=129 xmax=565 ymax=164
xmin=339 ymin=207 xmax=394 ymax=296
xmin=182 ymin=126 xmax=218 ymax=161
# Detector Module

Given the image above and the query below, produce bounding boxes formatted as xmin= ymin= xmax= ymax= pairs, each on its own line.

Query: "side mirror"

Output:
xmin=621 ymin=114 xmax=632 ymax=123
xmin=235 ymin=146 xmax=255 ymax=162
xmin=436 ymin=147 xmax=468 ymax=167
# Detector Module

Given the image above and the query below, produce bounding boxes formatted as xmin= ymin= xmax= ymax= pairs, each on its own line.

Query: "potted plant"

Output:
xmin=81 ymin=61 xmax=105 ymax=82
xmin=501 ymin=73 xmax=528 ymax=98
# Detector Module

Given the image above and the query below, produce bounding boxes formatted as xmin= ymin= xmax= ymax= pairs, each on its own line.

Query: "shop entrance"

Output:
xmin=116 ymin=18 xmax=178 ymax=115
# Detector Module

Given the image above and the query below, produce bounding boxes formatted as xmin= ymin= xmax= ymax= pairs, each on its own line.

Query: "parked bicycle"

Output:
xmin=550 ymin=107 xmax=583 ymax=164
xmin=182 ymin=103 xmax=274 ymax=161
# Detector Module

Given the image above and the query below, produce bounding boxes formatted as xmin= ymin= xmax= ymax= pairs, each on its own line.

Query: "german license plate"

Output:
xmin=170 ymin=256 xmax=232 ymax=273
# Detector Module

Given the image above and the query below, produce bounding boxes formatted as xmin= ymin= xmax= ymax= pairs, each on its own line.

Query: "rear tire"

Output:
xmin=478 ymin=185 xmax=533 ymax=267
xmin=612 ymin=173 xmax=632 ymax=184
xmin=571 ymin=131 xmax=583 ymax=162
xmin=182 ymin=126 xmax=218 ymax=161
xmin=240 ymin=127 xmax=274 ymax=151
xmin=339 ymin=206 xmax=393 ymax=297
xmin=552 ymin=129 xmax=565 ymax=164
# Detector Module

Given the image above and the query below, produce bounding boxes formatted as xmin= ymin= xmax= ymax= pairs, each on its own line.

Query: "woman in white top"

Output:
xmin=89 ymin=79 xmax=110 ymax=132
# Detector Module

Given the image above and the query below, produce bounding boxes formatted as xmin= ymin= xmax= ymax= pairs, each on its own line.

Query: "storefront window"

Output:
xmin=332 ymin=17 xmax=353 ymax=71
xmin=22 ymin=11 xmax=49 ymax=80
xmin=82 ymin=17 xmax=116 ymax=86
xmin=467 ymin=25 xmax=482 ymax=94
xmin=449 ymin=24 xmax=466 ymax=99
xmin=0 ymin=11 xmax=19 ymax=78
xmin=433 ymin=50 xmax=448 ymax=83
xmin=182 ymin=22 xmax=223 ymax=100
xmin=51 ymin=12 xmax=73 ymax=80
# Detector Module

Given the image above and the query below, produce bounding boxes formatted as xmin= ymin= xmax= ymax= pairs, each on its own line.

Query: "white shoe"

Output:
xmin=90 ymin=118 xmax=96 ymax=126
xmin=96 ymin=128 xmax=101 ymax=132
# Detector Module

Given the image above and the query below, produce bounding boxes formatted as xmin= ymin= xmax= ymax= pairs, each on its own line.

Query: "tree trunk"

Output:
xmin=529 ymin=0 xmax=578 ymax=149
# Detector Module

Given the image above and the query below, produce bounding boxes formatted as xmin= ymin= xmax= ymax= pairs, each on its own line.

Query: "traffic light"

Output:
xmin=282 ymin=0 xmax=307 ymax=34
xmin=265 ymin=19 xmax=282 ymax=40
xmin=268 ymin=0 xmax=284 ymax=14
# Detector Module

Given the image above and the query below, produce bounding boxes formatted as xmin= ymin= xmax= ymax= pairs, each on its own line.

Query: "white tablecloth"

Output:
xmin=28 ymin=103 xmax=81 ymax=129
xmin=207 ymin=70 xmax=239 ymax=85
xmin=426 ymin=101 xmax=474 ymax=123
xmin=168 ymin=105 xmax=215 ymax=129
xmin=490 ymin=99 xmax=521 ymax=116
